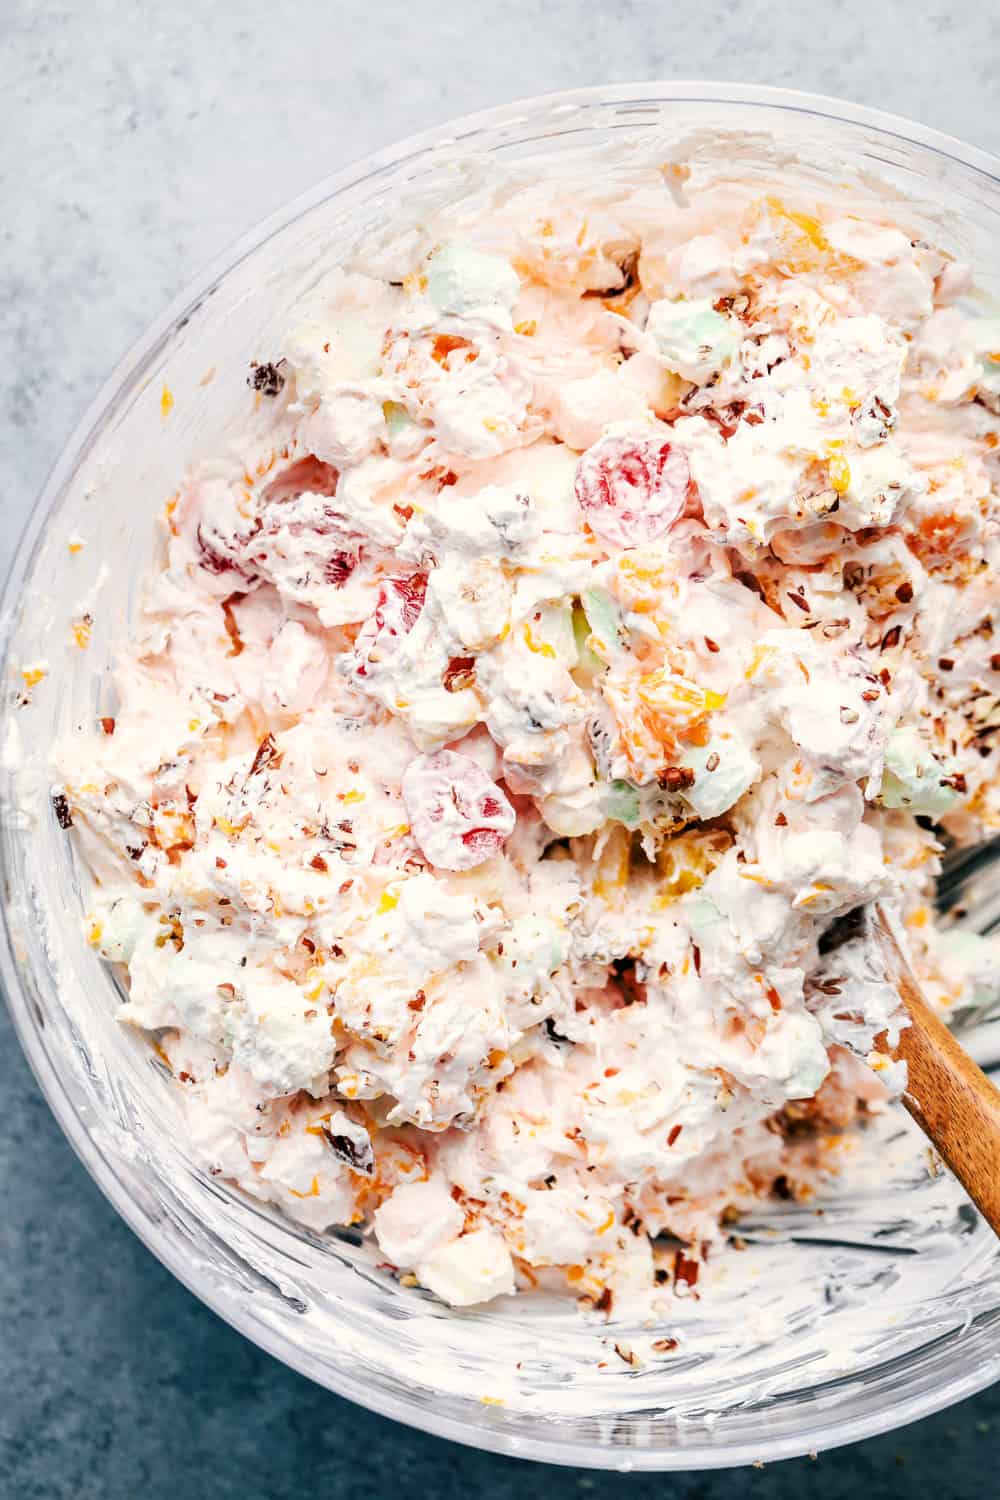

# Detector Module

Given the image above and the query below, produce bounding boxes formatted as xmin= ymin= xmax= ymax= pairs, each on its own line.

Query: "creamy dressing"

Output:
xmin=58 ymin=164 xmax=1000 ymax=1311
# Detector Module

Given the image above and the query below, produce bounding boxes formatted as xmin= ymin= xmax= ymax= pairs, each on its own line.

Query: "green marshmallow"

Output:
xmin=647 ymin=297 xmax=740 ymax=384
xmin=879 ymin=727 xmax=962 ymax=815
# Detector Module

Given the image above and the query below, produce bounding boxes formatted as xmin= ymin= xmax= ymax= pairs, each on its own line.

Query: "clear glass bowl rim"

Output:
xmin=5 ymin=81 xmax=1000 ymax=1471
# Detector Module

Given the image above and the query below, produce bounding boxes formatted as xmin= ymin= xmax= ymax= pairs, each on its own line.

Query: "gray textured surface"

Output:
xmin=4 ymin=1 xmax=1000 ymax=1493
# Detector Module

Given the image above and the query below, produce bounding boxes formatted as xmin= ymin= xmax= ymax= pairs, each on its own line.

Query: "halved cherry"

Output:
xmin=574 ymin=433 xmax=689 ymax=549
xmin=401 ymin=750 xmax=515 ymax=871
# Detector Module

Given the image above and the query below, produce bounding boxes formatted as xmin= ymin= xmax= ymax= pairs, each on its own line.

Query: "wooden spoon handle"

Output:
xmin=875 ymin=905 xmax=1000 ymax=1234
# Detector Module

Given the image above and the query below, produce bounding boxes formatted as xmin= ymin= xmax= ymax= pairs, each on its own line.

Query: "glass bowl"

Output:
xmin=4 ymin=84 xmax=1000 ymax=1472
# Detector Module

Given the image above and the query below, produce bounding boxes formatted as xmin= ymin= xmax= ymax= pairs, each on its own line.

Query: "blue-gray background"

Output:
xmin=4 ymin=3 xmax=1000 ymax=1494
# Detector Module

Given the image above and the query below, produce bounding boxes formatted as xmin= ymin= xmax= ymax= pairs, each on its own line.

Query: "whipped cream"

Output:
xmin=56 ymin=158 xmax=1000 ymax=1315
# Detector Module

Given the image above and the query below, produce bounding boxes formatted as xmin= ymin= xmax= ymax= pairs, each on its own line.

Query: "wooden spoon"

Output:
xmin=873 ymin=903 xmax=1000 ymax=1235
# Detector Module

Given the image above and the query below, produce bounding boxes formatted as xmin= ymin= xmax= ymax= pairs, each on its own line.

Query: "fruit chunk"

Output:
xmin=574 ymin=434 xmax=689 ymax=550
xmin=402 ymin=750 xmax=515 ymax=871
